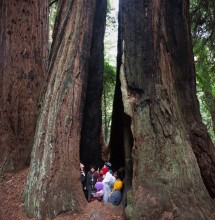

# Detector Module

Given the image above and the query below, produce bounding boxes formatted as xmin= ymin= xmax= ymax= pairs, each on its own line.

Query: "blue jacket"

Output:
xmin=108 ymin=190 xmax=122 ymax=206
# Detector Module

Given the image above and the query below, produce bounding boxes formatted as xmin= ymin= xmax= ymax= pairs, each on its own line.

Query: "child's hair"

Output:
xmin=114 ymin=170 xmax=120 ymax=178
xmin=89 ymin=164 xmax=97 ymax=170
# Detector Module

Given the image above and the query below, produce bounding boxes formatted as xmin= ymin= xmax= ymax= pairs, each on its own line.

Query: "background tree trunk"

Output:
xmin=204 ymin=90 xmax=215 ymax=135
xmin=113 ymin=0 xmax=215 ymax=219
xmin=167 ymin=2 xmax=215 ymax=198
xmin=23 ymin=0 xmax=97 ymax=218
xmin=80 ymin=0 xmax=107 ymax=171
xmin=0 ymin=0 xmax=48 ymax=171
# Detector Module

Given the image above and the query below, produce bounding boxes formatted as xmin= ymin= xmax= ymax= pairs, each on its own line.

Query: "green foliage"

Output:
xmin=104 ymin=0 xmax=118 ymax=65
xmin=102 ymin=59 xmax=116 ymax=142
xmin=107 ymin=0 xmax=111 ymax=13
xmin=103 ymin=0 xmax=118 ymax=142
xmin=190 ymin=0 xmax=215 ymax=44
xmin=190 ymin=0 xmax=215 ymax=143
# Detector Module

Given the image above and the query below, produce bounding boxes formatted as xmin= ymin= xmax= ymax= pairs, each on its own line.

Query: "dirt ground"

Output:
xmin=0 ymin=169 xmax=125 ymax=220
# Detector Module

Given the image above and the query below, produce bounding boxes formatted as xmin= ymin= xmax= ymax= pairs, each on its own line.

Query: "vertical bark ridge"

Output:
xmin=158 ymin=0 xmax=215 ymax=198
xmin=118 ymin=0 xmax=215 ymax=219
xmin=0 ymin=0 xmax=48 ymax=171
xmin=23 ymin=1 xmax=97 ymax=218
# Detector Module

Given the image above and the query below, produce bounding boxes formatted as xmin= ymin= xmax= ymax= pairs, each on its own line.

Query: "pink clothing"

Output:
xmin=92 ymin=189 xmax=104 ymax=198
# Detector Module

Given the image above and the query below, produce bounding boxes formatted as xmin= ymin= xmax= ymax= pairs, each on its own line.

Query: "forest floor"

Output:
xmin=0 ymin=168 xmax=125 ymax=220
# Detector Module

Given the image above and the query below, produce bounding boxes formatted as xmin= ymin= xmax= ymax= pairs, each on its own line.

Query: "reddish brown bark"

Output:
xmin=163 ymin=1 xmax=215 ymax=199
xmin=0 ymin=0 xmax=48 ymax=171
xmin=23 ymin=1 xmax=99 ymax=219
xmin=111 ymin=0 xmax=215 ymax=219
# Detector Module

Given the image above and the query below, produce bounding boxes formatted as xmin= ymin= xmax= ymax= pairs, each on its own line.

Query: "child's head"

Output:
xmin=80 ymin=163 xmax=84 ymax=171
xmin=104 ymin=162 xmax=112 ymax=169
xmin=90 ymin=165 xmax=96 ymax=173
xmin=101 ymin=167 xmax=108 ymax=175
xmin=114 ymin=170 xmax=120 ymax=179
xmin=95 ymin=182 xmax=103 ymax=191
xmin=113 ymin=180 xmax=123 ymax=190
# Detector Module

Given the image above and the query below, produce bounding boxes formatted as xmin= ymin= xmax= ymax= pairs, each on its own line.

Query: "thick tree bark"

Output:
xmin=23 ymin=0 xmax=97 ymax=219
xmin=80 ymin=0 xmax=107 ymax=171
xmin=114 ymin=0 xmax=215 ymax=219
xmin=0 ymin=0 xmax=48 ymax=171
xmin=205 ymin=91 xmax=215 ymax=135
xmin=203 ymin=86 xmax=215 ymax=136
xmin=168 ymin=2 xmax=215 ymax=198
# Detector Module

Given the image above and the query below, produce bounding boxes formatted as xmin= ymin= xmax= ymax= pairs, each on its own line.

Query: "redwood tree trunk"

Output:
xmin=80 ymin=0 xmax=107 ymax=171
xmin=204 ymin=88 xmax=215 ymax=137
xmin=23 ymin=0 xmax=97 ymax=218
xmin=167 ymin=2 xmax=215 ymax=198
xmin=114 ymin=0 xmax=215 ymax=219
xmin=205 ymin=91 xmax=215 ymax=135
xmin=0 ymin=0 xmax=48 ymax=171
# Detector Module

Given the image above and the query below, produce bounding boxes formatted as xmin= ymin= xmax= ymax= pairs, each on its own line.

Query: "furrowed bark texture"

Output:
xmin=168 ymin=2 xmax=215 ymax=199
xmin=23 ymin=0 xmax=96 ymax=219
xmin=118 ymin=0 xmax=215 ymax=219
xmin=204 ymin=90 xmax=215 ymax=136
xmin=206 ymin=91 xmax=215 ymax=135
xmin=80 ymin=0 xmax=107 ymax=170
xmin=0 ymin=0 xmax=48 ymax=171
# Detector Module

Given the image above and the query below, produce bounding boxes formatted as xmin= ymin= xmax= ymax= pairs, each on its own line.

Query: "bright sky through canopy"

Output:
xmin=104 ymin=0 xmax=119 ymax=66
xmin=111 ymin=0 xmax=119 ymax=10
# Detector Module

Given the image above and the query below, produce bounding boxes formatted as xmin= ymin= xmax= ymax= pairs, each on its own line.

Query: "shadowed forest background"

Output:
xmin=0 ymin=0 xmax=215 ymax=219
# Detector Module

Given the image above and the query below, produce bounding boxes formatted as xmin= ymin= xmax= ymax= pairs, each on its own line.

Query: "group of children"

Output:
xmin=80 ymin=162 xmax=124 ymax=206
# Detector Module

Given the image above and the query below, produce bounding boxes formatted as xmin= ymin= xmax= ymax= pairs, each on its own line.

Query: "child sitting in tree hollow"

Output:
xmin=91 ymin=182 xmax=104 ymax=202
xmin=108 ymin=180 xmax=123 ymax=206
